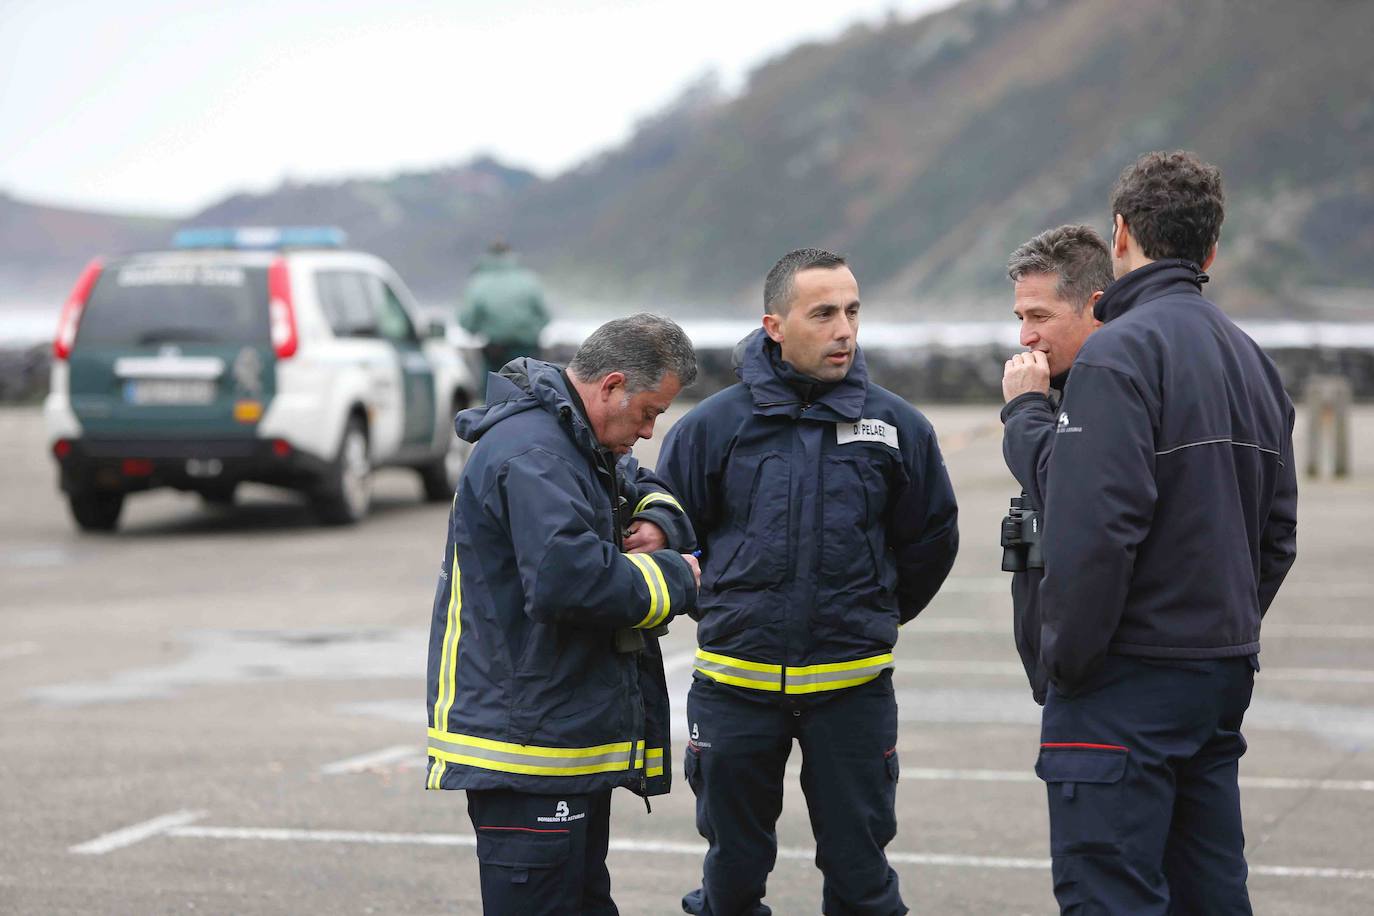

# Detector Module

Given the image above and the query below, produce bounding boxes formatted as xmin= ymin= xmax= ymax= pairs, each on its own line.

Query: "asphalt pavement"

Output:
xmin=2 ymin=402 xmax=1372 ymax=915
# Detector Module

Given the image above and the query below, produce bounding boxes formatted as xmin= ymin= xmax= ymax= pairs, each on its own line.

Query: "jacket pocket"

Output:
xmin=475 ymin=828 xmax=571 ymax=886
xmin=710 ymin=452 xmax=790 ymax=589
xmin=1035 ymin=745 xmax=1129 ymax=856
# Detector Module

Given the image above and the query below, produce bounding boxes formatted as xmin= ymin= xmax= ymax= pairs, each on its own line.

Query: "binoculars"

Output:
xmin=1000 ymin=496 xmax=1044 ymax=572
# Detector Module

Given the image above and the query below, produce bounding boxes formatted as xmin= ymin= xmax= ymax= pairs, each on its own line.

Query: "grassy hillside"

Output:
xmin=4 ymin=0 xmax=1371 ymax=317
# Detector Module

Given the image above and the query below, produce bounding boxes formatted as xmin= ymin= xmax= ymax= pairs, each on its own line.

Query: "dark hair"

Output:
xmin=763 ymin=248 xmax=847 ymax=315
xmin=568 ymin=313 xmax=698 ymax=392
xmin=1111 ymin=151 xmax=1224 ymax=267
xmin=1006 ymin=225 xmax=1113 ymax=313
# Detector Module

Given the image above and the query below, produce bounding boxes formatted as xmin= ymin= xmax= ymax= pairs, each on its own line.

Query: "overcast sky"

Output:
xmin=1 ymin=0 xmax=956 ymax=216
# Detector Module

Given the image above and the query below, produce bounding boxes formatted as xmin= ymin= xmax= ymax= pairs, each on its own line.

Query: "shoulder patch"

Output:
xmin=836 ymin=418 xmax=899 ymax=450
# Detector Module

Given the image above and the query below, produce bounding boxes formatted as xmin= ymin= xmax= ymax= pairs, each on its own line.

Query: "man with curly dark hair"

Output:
xmin=1031 ymin=152 xmax=1298 ymax=915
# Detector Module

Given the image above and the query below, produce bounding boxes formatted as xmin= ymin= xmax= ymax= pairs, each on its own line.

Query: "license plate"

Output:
xmin=124 ymin=379 xmax=216 ymax=405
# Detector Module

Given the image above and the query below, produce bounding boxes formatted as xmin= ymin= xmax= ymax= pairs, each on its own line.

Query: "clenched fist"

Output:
xmin=1003 ymin=350 xmax=1051 ymax=402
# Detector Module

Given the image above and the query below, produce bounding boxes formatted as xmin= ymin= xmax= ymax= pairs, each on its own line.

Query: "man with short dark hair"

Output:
xmin=425 ymin=313 xmax=702 ymax=915
xmin=1034 ymin=152 xmax=1298 ymax=914
xmin=658 ymin=248 xmax=959 ymax=915
xmin=998 ymin=224 xmax=1111 ymax=703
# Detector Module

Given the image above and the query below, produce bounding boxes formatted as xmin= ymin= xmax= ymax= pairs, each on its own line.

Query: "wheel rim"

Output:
xmin=341 ymin=428 xmax=372 ymax=517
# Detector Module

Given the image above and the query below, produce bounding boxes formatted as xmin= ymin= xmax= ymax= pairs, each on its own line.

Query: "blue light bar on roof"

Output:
xmin=171 ymin=226 xmax=348 ymax=250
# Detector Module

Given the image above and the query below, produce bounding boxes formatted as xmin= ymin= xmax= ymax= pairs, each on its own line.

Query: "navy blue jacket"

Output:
xmin=425 ymin=359 xmax=698 ymax=796
xmin=1000 ymin=386 xmax=1061 ymax=705
xmin=657 ymin=330 xmax=959 ymax=695
xmin=1039 ymin=261 xmax=1298 ymax=693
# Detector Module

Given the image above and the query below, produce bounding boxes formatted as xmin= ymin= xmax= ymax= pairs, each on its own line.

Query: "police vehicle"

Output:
xmin=44 ymin=227 xmax=476 ymax=531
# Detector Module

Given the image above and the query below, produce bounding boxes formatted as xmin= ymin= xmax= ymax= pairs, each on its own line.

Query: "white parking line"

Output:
xmin=69 ymin=809 xmax=207 ymax=855
xmin=76 ymin=813 xmax=1374 ymax=880
xmin=319 ymin=745 xmax=415 ymax=775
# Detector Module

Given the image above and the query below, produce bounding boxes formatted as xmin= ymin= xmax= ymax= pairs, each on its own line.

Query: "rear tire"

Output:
xmin=68 ymin=490 xmax=124 ymax=532
xmin=418 ymin=394 xmax=472 ymax=502
xmin=312 ymin=418 xmax=372 ymax=525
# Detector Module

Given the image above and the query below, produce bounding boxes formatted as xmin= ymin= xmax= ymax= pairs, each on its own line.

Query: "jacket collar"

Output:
xmin=1094 ymin=259 xmax=1208 ymax=323
xmin=454 ymin=357 xmax=603 ymax=459
xmin=735 ymin=328 xmax=868 ymax=421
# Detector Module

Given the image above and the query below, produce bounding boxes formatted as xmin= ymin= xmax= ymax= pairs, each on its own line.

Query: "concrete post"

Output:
xmin=1305 ymin=374 xmax=1352 ymax=479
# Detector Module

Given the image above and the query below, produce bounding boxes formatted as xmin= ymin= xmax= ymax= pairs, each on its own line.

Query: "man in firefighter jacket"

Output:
xmin=425 ymin=314 xmax=702 ymax=915
xmin=657 ymin=249 xmax=960 ymax=915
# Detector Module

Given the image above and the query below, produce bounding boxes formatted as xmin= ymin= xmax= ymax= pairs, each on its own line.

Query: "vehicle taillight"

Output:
xmin=54 ymin=259 xmax=102 ymax=360
xmin=53 ymin=439 xmax=72 ymax=459
xmin=268 ymin=257 xmax=298 ymax=358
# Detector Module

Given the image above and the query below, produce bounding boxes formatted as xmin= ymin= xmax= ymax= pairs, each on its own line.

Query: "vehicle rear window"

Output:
xmin=76 ymin=263 xmax=270 ymax=347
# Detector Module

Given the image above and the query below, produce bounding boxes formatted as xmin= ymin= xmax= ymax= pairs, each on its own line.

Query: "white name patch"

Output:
xmin=836 ymin=418 xmax=899 ymax=450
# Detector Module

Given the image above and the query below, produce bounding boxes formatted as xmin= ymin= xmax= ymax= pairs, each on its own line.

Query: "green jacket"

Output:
xmin=458 ymin=254 xmax=550 ymax=346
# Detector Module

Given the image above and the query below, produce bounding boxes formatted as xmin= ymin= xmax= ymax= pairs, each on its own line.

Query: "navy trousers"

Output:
xmin=682 ymin=672 xmax=906 ymax=916
xmin=466 ymin=788 xmax=617 ymax=916
xmin=1038 ymin=655 xmax=1257 ymax=915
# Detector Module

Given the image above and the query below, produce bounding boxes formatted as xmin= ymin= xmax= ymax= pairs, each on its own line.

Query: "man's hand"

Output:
xmin=1003 ymin=350 xmax=1051 ymax=402
xmin=680 ymin=553 xmax=701 ymax=589
xmin=623 ymin=520 xmax=668 ymax=553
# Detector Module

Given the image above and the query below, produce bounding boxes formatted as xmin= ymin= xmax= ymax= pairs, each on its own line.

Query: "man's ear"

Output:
xmin=762 ymin=312 xmax=784 ymax=344
xmin=597 ymin=371 xmax=628 ymax=402
xmin=1112 ymin=214 xmax=1130 ymax=260
xmin=1201 ymin=241 xmax=1218 ymax=272
xmin=1088 ymin=290 xmax=1105 ymax=327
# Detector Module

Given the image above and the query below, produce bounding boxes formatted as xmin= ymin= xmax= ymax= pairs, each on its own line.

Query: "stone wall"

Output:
xmin=6 ymin=341 xmax=1374 ymax=406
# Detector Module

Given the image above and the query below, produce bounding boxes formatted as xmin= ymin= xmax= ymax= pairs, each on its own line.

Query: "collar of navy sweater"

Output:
xmin=1093 ymin=258 xmax=1209 ymax=323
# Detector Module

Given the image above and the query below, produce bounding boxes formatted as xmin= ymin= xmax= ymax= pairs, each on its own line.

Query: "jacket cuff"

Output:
xmin=1000 ymin=392 xmax=1053 ymax=424
xmin=633 ymin=505 xmax=695 ymax=552
xmin=650 ymin=548 xmax=699 ymax=618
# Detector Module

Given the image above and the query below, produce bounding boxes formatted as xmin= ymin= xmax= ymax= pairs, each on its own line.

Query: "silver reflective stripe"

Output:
xmin=693 ymin=654 xmax=783 ymax=689
xmin=428 ymin=736 xmax=632 ymax=771
xmin=785 ymin=659 xmax=894 ymax=688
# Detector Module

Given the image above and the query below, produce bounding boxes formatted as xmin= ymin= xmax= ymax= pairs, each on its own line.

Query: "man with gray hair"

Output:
xmin=425 ymin=313 xmax=702 ymax=915
xmin=998 ymin=225 xmax=1112 ymax=703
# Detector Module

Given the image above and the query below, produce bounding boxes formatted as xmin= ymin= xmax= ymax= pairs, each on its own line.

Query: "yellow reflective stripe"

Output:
xmin=429 ymin=751 xmax=633 ymax=777
xmin=693 ymin=649 xmax=893 ymax=694
xmin=695 ymin=649 xmax=782 ymax=674
xmin=785 ymin=654 xmax=895 ymax=676
xmin=428 ymin=729 xmax=634 ymax=758
xmin=633 ymin=491 xmax=682 ymax=515
xmin=694 ymin=666 xmax=784 ymax=691
xmin=626 ymin=552 xmax=662 ymax=631
xmin=785 ymin=674 xmax=886 ymax=694
xmin=433 ymin=545 xmax=463 ymax=729
xmin=427 ymin=729 xmax=638 ymax=777
xmin=641 ymin=554 xmax=672 ymax=627
xmin=646 ymin=747 xmax=664 ymax=778
xmin=427 ymin=758 xmax=445 ymax=789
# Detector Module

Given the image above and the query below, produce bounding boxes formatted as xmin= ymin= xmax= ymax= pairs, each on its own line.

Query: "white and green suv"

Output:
xmin=44 ymin=227 xmax=476 ymax=531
